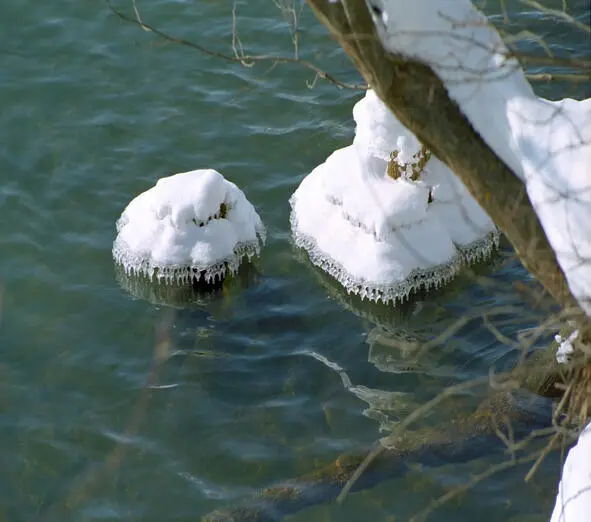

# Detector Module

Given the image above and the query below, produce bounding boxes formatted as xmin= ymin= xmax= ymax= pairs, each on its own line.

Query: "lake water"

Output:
xmin=1 ymin=1 xmax=589 ymax=521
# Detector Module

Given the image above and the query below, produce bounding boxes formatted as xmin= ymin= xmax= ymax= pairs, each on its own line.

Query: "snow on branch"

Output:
xmin=364 ymin=0 xmax=590 ymax=317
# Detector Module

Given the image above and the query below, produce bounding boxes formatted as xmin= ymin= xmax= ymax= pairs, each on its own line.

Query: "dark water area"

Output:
xmin=1 ymin=1 xmax=588 ymax=521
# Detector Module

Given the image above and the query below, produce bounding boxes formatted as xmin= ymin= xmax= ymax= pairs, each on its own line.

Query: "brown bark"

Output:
xmin=306 ymin=0 xmax=584 ymax=317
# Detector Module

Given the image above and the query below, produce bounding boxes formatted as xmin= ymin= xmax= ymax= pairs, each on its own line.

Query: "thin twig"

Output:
xmin=525 ymin=431 xmax=560 ymax=481
xmin=105 ymin=0 xmax=366 ymax=90
xmin=519 ymin=0 xmax=591 ymax=34
xmin=337 ymin=376 xmax=491 ymax=503
xmin=526 ymin=72 xmax=591 ymax=83
xmin=409 ymin=451 xmax=542 ymax=522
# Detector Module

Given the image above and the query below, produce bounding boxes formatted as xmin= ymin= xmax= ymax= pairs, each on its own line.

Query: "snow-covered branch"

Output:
xmin=307 ymin=0 xmax=589 ymax=319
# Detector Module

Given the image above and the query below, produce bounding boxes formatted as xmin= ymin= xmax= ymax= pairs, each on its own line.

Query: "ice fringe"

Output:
xmin=290 ymin=199 xmax=462 ymax=305
xmin=113 ymin=240 xmax=263 ymax=285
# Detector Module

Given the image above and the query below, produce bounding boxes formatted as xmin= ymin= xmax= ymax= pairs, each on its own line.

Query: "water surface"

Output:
xmin=1 ymin=1 xmax=589 ymax=521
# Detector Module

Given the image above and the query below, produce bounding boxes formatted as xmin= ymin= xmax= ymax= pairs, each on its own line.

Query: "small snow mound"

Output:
xmin=550 ymin=422 xmax=591 ymax=522
xmin=113 ymin=169 xmax=265 ymax=284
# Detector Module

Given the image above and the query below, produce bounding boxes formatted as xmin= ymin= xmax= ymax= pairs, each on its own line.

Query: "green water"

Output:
xmin=1 ymin=1 xmax=589 ymax=521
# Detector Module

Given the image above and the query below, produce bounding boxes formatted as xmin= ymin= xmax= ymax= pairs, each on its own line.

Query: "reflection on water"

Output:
xmin=114 ymin=257 xmax=261 ymax=309
xmin=293 ymin=243 xmax=558 ymax=444
xmin=306 ymin=349 xmax=425 ymax=433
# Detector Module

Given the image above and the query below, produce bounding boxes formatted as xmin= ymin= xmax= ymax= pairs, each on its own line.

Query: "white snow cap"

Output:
xmin=550 ymin=422 xmax=591 ymax=522
xmin=354 ymin=90 xmax=499 ymax=258
xmin=353 ymin=89 xmax=423 ymax=163
xmin=366 ymin=0 xmax=591 ymax=315
xmin=113 ymin=169 xmax=265 ymax=284
xmin=291 ymin=89 xmax=498 ymax=304
xmin=291 ymin=145 xmax=461 ymax=303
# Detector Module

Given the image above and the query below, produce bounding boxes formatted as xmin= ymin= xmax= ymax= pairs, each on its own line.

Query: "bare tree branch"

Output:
xmin=105 ymin=0 xmax=367 ymax=90
xmin=519 ymin=0 xmax=591 ymax=34
xmin=526 ymin=72 xmax=590 ymax=83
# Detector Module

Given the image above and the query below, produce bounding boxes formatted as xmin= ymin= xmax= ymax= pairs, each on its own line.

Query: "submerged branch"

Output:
xmin=204 ymin=391 xmax=554 ymax=522
xmin=35 ymin=310 xmax=176 ymax=522
xmin=525 ymin=72 xmax=591 ymax=83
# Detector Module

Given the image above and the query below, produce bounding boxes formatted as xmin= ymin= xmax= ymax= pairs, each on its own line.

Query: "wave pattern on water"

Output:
xmin=0 ymin=1 xmax=585 ymax=521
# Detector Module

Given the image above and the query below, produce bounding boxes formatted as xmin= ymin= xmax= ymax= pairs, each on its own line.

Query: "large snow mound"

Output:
xmin=113 ymin=169 xmax=265 ymax=284
xmin=290 ymin=145 xmax=462 ymax=304
xmin=291 ymin=88 xmax=499 ymax=304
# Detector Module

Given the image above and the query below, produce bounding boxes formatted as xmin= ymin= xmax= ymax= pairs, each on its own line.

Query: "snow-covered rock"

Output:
xmin=291 ymin=89 xmax=498 ymax=304
xmin=113 ymin=169 xmax=265 ymax=285
xmin=290 ymin=153 xmax=454 ymax=304
xmin=290 ymin=144 xmax=461 ymax=304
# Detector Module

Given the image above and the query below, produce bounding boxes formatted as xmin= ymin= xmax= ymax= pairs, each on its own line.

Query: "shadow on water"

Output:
xmin=292 ymin=237 xmax=517 ymax=321
xmin=294 ymin=238 xmax=549 ymax=345
xmin=299 ymin=236 xmax=556 ymax=343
